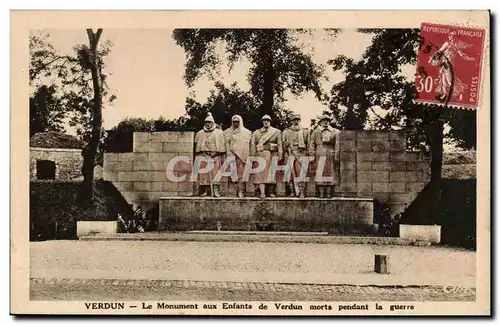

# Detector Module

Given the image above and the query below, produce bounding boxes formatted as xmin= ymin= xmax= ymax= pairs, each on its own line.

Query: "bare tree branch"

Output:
xmin=95 ymin=29 xmax=103 ymax=44
xmin=86 ymin=29 xmax=95 ymax=47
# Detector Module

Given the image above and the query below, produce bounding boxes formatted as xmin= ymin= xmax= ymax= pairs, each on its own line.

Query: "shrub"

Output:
xmin=400 ymin=180 xmax=476 ymax=249
xmin=30 ymin=132 xmax=85 ymax=149
xmin=442 ymin=151 xmax=476 ymax=165
xmin=29 ymin=180 xmax=133 ymax=241
xmin=442 ymin=164 xmax=476 ymax=180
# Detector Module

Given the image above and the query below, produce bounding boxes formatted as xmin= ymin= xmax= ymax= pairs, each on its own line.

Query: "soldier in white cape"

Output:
xmin=223 ymin=115 xmax=252 ymax=198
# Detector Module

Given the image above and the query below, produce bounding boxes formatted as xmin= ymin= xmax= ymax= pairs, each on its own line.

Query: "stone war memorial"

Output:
xmin=103 ymin=114 xmax=431 ymax=236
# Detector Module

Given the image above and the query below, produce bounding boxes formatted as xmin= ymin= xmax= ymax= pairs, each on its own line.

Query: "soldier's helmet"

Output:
xmin=261 ymin=114 xmax=272 ymax=121
xmin=291 ymin=113 xmax=301 ymax=121
xmin=205 ymin=112 xmax=215 ymax=123
xmin=318 ymin=114 xmax=332 ymax=122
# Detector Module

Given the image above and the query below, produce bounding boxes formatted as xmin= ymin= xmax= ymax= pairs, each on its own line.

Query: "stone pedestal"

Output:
xmin=77 ymin=221 xmax=118 ymax=237
xmin=159 ymin=197 xmax=374 ymax=234
xmin=399 ymin=224 xmax=441 ymax=243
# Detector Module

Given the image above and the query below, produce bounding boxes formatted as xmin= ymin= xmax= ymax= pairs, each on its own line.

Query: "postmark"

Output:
xmin=416 ymin=22 xmax=486 ymax=109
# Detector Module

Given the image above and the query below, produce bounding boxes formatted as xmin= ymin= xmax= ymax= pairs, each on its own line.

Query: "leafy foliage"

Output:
xmin=442 ymin=164 xmax=476 ymax=180
xmin=172 ymin=29 xmax=331 ymax=118
xmin=105 ymin=82 xmax=294 ymax=152
xmin=29 ymin=31 xmax=116 ymax=144
xmin=442 ymin=150 xmax=476 ymax=165
xmin=328 ymin=29 xmax=476 ymax=151
xmin=327 ymin=29 xmax=477 ymax=182
xmin=105 ymin=116 xmax=193 ymax=152
xmin=29 ymin=85 xmax=66 ymax=136
xmin=183 ymin=81 xmax=294 ymax=131
xmin=30 ymin=131 xmax=85 ymax=149
xmin=30 ymin=30 xmax=117 ymax=199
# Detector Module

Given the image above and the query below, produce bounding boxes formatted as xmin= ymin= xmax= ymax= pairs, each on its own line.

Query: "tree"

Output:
xmin=79 ymin=29 xmax=105 ymax=201
xmin=105 ymin=117 xmax=157 ymax=153
xmin=172 ymin=29 xmax=334 ymax=119
xmin=29 ymin=30 xmax=115 ymax=199
xmin=29 ymin=32 xmax=73 ymax=137
xmin=105 ymin=81 xmax=295 ymax=153
xmin=29 ymin=85 xmax=65 ymax=136
xmin=328 ymin=29 xmax=477 ymax=182
xmin=182 ymin=81 xmax=294 ymax=131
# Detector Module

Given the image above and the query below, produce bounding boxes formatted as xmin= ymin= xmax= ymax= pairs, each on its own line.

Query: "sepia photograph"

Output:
xmin=11 ymin=10 xmax=490 ymax=315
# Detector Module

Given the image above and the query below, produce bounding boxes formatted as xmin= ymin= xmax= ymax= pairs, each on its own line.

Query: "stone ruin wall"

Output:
xmin=30 ymin=147 xmax=84 ymax=181
xmin=103 ymin=130 xmax=430 ymax=216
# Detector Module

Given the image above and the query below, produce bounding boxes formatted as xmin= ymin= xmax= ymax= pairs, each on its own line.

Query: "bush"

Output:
xmin=30 ymin=180 xmax=133 ymax=241
xmin=442 ymin=151 xmax=476 ymax=165
xmin=442 ymin=164 xmax=476 ymax=180
xmin=400 ymin=180 xmax=476 ymax=249
xmin=30 ymin=132 xmax=85 ymax=149
xmin=374 ymin=200 xmax=401 ymax=237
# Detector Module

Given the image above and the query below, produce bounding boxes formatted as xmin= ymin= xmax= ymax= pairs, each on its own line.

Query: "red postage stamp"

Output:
xmin=415 ymin=22 xmax=486 ymax=109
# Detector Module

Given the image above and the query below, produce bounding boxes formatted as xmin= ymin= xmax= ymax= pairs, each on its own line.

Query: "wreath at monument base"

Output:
xmin=253 ymin=202 xmax=275 ymax=231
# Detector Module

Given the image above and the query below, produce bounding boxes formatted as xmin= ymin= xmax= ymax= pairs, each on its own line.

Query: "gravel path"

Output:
xmin=30 ymin=278 xmax=476 ymax=302
xmin=30 ymin=241 xmax=475 ymax=286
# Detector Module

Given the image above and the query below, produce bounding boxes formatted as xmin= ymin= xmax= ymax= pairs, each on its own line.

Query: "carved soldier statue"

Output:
xmin=194 ymin=113 xmax=226 ymax=197
xmin=250 ymin=114 xmax=283 ymax=198
xmin=282 ymin=113 xmax=310 ymax=198
xmin=223 ymin=115 xmax=252 ymax=198
xmin=309 ymin=115 xmax=340 ymax=198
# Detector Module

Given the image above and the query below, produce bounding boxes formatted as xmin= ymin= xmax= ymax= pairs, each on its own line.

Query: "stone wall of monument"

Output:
xmin=103 ymin=130 xmax=430 ymax=216
xmin=159 ymin=197 xmax=374 ymax=233
xmin=336 ymin=130 xmax=431 ymax=216
xmin=103 ymin=131 xmax=194 ymax=209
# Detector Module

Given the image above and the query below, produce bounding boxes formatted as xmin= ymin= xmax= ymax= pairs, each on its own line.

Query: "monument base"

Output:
xmin=159 ymin=197 xmax=374 ymax=235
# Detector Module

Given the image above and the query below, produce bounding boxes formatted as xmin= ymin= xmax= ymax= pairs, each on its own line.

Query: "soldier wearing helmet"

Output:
xmin=309 ymin=114 xmax=340 ymax=198
xmin=250 ymin=114 xmax=283 ymax=198
xmin=194 ymin=113 xmax=226 ymax=197
xmin=282 ymin=113 xmax=311 ymax=198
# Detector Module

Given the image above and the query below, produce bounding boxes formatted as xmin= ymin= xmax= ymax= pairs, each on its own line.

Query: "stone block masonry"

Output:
xmin=338 ymin=130 xmax=430 ymax=218
xmin=30 ymin=147 xmax=84 ymax=181
xmin=104 ymin=132 xmax=195 ymax=210
xmin=159 ymin=197 xmax=374 ymax=234
xmin=103 ymin=130 xmax=430 ymax=220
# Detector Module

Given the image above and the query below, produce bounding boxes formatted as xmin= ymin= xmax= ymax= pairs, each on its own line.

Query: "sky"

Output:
xmin=44 ymin=29 xmax=374 ymax=131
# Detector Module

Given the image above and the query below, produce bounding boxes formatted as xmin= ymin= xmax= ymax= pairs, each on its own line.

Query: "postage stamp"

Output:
xmin=416 ymin=22 xmax=486 ymax=109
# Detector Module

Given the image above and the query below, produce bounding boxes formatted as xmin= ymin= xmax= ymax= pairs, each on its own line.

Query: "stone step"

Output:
xmin=79 ymin=232 xmax=432 ymax=246
xmin=159 ymin=196 xmax=374 ymax=234
xmin=187 ymin=230 xmax=329 ymax=236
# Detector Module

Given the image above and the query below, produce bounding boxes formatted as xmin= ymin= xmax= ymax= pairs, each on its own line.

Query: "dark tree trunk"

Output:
xmin=80 ymin=29 xmax=103 ymax=202
xmin=260 ymin=31 xmax=275 ymax=119
xmin=262 ymin=54 xmax=275 ymax=118
xmin=429 ymin=118 xmax=444 ymax=183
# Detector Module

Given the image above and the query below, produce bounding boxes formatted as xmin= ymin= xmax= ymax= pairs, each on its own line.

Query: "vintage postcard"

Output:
xmin=11 ymin=10 xmax=490 ymax=315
